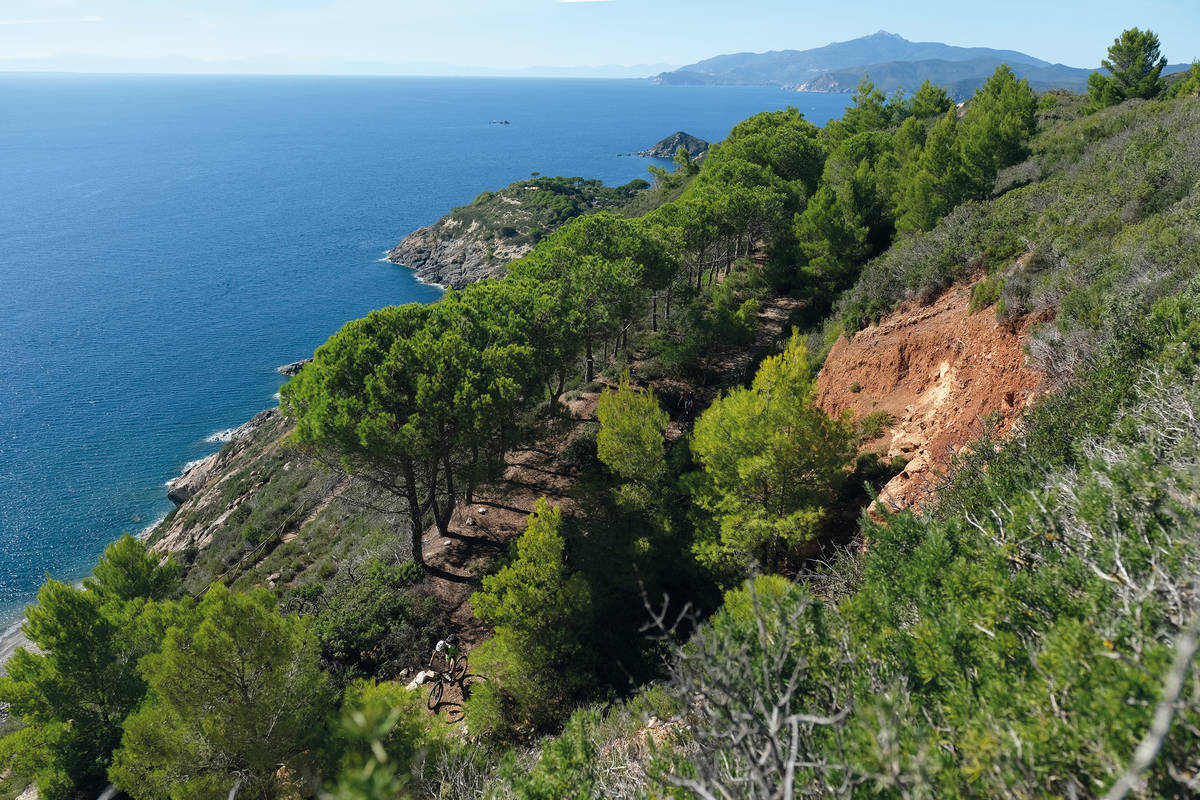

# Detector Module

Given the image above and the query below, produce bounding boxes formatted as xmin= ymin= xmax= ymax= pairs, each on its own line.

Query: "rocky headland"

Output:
xmin=387 ymin=218 xmax=534 ymax=289
xmin=387 ymin=174 xmax=652 ymax=288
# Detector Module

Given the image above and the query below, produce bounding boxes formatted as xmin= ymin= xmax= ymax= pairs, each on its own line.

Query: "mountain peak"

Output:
xmin=658 ymin=31 xmax=1056 ymax=93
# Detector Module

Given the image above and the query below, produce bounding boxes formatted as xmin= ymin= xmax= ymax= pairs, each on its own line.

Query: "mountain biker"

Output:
xmin=428 ymin=633 xmax=461 ymax=674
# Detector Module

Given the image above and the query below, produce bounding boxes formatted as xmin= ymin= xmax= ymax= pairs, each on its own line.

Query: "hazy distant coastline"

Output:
xmin=0 ymin=55 xmax=681 ymax=79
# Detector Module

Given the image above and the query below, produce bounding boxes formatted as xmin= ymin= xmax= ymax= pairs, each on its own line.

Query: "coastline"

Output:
xmin=1 ymin=258 xmax=439 ymax=673
xmin=0 ymin=619 xmax=30 ymax=674
xmin=382 ymin=251 xmax=446 ymax=291
xmin=0 ymin=396 xmax=288 ymax=672
xmin=0 ymin=259 xmax=433 ymax=674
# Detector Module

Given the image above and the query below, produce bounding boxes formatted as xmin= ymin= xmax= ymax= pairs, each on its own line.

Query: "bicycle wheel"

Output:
xmin=427 ymin=679 xmax=444 ymax=710
xmin=450 ymin=656 xmax=468 ymax=684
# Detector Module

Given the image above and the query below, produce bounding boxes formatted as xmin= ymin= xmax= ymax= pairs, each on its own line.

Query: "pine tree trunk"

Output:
xmin=438 ymin=455 xmax=456 ymax=535
xmin=402 ymin=461 xmax=426 ymax=570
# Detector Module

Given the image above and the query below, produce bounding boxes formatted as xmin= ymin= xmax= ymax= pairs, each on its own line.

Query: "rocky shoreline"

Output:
xmin=386 ymin=223 xmax=527 ymax=289
xmin=276 ymin=358 xmax=312 ymax=377
xmin=162 ymin=361 xmax=308 ymax=507
xmin=165 ymin=408 xmax=281 ymax=507
xmin=386 ymin=147 xmax=686 ymax=289
xmin=0 ymin=619 xmax=31 ymax=673
xmin=2 ymin=403 xmax=289 ymax=672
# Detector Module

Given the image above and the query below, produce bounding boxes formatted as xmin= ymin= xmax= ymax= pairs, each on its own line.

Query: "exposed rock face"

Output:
xmin=166 ymin=453 xmax=220 ymax=507
xmin=386 ymin=220 xmax=531 ymax=289
xmin=165 ymin=409 xmax=280 ymax=508
xmin=386 ymin=176 xmax=651 ymax=289
xmin=276 ymin=358 xmax=312 ymax=377
xmin=815 ymin=283 xmax=1045 ymax=513
xmin=638 ymin=131 xmax=709 ymax=159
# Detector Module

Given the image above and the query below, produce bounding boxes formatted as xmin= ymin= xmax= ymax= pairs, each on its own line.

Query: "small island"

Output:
xmin=637 ymin=130 xmax=709 ymax=159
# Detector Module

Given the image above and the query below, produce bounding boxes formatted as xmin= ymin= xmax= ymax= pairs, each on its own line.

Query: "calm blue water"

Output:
xmin=0 ymin=74 xmax=848 ymax=620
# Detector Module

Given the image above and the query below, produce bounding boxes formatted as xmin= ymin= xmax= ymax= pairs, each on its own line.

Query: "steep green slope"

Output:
xmin=522 ymin=89 xmax=1200 ymax=800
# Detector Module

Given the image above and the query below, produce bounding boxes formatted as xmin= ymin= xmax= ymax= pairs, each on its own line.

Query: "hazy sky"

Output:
xmin=2 ymin=0 xmax=1198 ymax=73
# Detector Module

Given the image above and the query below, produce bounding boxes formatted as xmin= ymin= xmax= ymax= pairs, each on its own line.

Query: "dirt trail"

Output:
xmin=816 ymin=283 xmax=1045 ymax=512
xmin=419 ymin=407 xmax=594 ymax=652
xmin=411 ymin=291 xmax=808 ymax=720
xmin=414 ymin=405 xmax=596 ymax=723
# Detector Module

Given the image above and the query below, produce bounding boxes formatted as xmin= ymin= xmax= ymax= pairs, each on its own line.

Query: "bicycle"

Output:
xmin=426 ymin=655 xmax=469 ymax=710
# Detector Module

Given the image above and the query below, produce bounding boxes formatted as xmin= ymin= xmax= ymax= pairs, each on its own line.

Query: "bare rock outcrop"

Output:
xmin=386 ymin=220 xmax=530 ymax=289
xmin=386 ymin=176 xmax=653 ymax=289
xmin=276 ymin=358 xmax=312 ymax=377
xmin=164 ymin=409 xmax=280 ymax=508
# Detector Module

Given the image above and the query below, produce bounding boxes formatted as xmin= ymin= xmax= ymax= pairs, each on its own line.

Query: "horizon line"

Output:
xmin=0 ymin=69 xmax=672 ymax=79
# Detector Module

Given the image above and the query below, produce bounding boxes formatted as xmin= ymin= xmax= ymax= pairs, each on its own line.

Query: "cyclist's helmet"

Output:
xmin=447 ymin=634 xmax=459 ymax=646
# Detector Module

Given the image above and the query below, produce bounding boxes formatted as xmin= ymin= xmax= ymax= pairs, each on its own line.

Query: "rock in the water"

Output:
xmin=276 ymin=358 xmax=313 ymax=377
xmin=637 ymin=131 xmax=709 ymax=160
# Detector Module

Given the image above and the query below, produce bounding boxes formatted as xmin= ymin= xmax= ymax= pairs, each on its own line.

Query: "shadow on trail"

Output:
xmin=427 ymin=673 xmax=485 ymax=724
xmin=471 ymin=498 xmax=534 ymax=515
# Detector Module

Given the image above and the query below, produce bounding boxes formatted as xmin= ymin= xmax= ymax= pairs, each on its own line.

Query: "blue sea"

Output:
xmin=0 ymin=74 xmax=848 ymax=623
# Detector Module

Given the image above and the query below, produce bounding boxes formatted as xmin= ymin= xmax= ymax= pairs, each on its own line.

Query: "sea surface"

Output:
xmin=0 ymin=74 xmax=848 ymax=624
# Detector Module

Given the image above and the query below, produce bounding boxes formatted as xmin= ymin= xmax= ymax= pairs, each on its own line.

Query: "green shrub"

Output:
xmin=969 ymin=275 xmax=1003 ymax=313
xmin=323 ymin=679 xmax=438 ymax=799
xmin=500 ymin=710 xmax=601 ymax=800
xmin=856 ymin=409 xmax=893 ymax=440
xmin=311 ymin=560 xmax=439 ymax=683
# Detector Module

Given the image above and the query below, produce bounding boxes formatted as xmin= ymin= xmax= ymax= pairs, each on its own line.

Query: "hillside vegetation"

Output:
xmin=2 ymin=28 xmax=1198 ymax=800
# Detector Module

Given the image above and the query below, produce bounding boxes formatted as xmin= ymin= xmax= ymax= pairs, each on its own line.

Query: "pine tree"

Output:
xmin=690 ymin=334 xmax=855 ymax=577
xmin=1088 ymin=28 xmax=1168 ymax=108
xmin=896 ymin=109 xmax=966 ymax=232
xmin=958 ymin=65 xmax=1037 ymax=196
xmin=0 ymin=536 xmax=180 ymax=800
xmin=596 ymin=372 xmax=669 ymax=506
xmin=466 ymin=500 xmax=594 ymax=735
xmin=909 ymin=79 xmax=954 ymax=118
xmin=111 ymin=586 xmax=331 ymax=800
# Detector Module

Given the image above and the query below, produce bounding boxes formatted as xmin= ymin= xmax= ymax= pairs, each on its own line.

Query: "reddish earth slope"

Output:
xmin=816 ymin=283 xmax=1045 ymax=512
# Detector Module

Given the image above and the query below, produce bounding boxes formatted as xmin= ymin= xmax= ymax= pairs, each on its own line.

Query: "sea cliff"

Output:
xmin=386 ymin=218 xmax=533 ymax=289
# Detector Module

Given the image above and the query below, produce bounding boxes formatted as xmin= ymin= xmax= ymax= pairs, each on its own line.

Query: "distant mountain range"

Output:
xmin=655 ymin=31 xmax=1190 ymax=98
